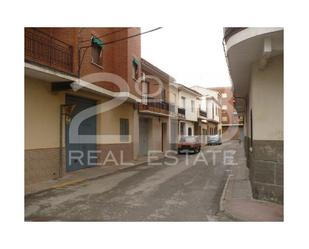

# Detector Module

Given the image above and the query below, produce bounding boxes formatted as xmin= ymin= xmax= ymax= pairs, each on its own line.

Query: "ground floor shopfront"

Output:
xmin=138 ymin=115 xmax=169 ymax=156
xmin=207 ymin=121 xmax=219 ymax=135
xmin=25 ymin=75 xmax=138 ymax=185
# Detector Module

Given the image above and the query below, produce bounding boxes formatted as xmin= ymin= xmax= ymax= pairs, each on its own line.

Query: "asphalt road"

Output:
xmin=25 ymin=142 xmax=237 ymax=221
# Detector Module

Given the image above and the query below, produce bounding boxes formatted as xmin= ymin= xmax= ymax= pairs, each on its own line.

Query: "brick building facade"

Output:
xmin=25 ymin=28 xmax=142 ymax=185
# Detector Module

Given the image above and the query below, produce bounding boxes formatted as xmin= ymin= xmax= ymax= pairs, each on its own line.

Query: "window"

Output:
xmin=141 ymin=81 xmax=148 ymax=104
xmin=181 ymin=96 xmax=186 ymax=108
xmin=92 ymin=45 xmax=102 ymax=65
xmin=120 ymin=118 xmax=129 ymax=142
xmin=180 ymin=122 xmax=185 ymax=135
xmin=191 ymin=100 xmax=195 ymax=113
xmin=132 ymin=58 xmax=139 ymax=80
xmin=222 ymin=105 xmax=227 ymax=110
xmin=188 ymin=127 xmax=192 ymax=136
xmin=222 ymin=116 xmax=228 ymax=122
xmin=91 ymin=36 xmax=103 ymax=66
xmin=222 ymin=93 xmax=227 ymax=98
xmin=161 ymin=89 xmax=166 ymax=102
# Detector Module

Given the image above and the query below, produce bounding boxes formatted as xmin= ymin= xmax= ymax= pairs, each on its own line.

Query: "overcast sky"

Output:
xmin=141 ymin=27 xmax=231 ymax=88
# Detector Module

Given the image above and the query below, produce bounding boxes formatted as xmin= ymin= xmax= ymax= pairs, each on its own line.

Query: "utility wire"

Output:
xmin=80 ymin=27 xmax=162 ymax=49
xmin=80 ymin=28 xmax=127 ymax=43
xmin=78 ymin=27 xmax=162 ymax=77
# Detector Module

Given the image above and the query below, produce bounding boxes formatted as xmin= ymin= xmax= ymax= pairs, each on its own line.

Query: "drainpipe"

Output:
xmin=59 ymin=105 xmax=64 ymax=178
xmin=59 ymin=104 xmax=75 ymax=179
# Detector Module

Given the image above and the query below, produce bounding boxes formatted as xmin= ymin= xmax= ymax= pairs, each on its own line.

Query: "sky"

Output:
xmin=141 ymin=27 xmax=231 ymax=88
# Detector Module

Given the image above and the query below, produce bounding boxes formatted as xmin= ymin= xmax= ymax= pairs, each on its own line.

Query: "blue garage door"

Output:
xmin=65 ymin=95 xmax=97 ymax=172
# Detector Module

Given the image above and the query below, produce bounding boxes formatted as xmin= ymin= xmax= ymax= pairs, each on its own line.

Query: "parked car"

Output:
xmin=207 ymin=134 xmax=222 ymax=145
xmin=178 ymin=136 xmax=201 ymax=154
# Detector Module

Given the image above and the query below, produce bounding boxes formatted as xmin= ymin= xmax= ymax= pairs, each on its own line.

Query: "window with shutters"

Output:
xmin=120 ymin=118 xmax=129 ymax=142
xmin=91 ymin=45 xmax=103 ymax=66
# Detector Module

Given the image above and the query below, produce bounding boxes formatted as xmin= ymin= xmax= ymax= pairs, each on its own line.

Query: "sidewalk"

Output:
xmin=220 ymin=142 xmax=283 ymax=221
xmin=25 ymin=153 xmax=165 ymax=196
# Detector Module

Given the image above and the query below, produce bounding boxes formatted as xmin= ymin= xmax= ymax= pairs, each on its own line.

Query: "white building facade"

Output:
xmin=191 ymin=86 xmax=222 ymax=136
xmin=224 ymin=27 xmax=283 ymax=203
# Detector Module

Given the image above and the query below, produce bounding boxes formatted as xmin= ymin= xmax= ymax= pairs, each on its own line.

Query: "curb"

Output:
xmin=219 ymin=174 xmax=232 ymax=212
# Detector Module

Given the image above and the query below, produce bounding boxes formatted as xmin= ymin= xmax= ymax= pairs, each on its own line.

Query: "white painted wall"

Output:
xmin=191 ymin=86 xmax=221 ymax=122
xmin=249 ymin=54 xmax=283 ymax=141
xmin=179 ymin=121 xmax=195 ymax=136
xmin=178 ymin=90 xmax=199 ymax=122
xmin=206 ymin=98 xmax=221 ymax=122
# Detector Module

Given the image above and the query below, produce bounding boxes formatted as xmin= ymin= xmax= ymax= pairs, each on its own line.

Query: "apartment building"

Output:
xmin=169 ymin=82 xmax=180 ymax=149
xmin=25 ymin=28 xmax=141 ymax=185
xmin=138 ymin=59 xmax=173 ymax=156
xmin=176 ymin=84 xmax=202 ymax=138
xmin=224 ymin=27 xmax=283 ymax=203
xmin=191 ymin=86 xmax=222 ymax=136
xmin=209 ymin=87 xmax=244 ymax=141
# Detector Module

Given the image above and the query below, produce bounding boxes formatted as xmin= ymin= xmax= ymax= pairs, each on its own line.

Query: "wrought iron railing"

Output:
xmin=199 ymin=109 xmax=207 ymax=118
xmin=178 ymin=107 xmax=185 ymax=116
xmin=139 ymin=97 xmax=170 ymax=114
xmin=25 ymin=28 xmax=73 ymax=74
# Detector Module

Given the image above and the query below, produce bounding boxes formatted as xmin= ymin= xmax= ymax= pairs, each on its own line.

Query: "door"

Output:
xmin=188 ymin=127 xmax=192 ymax=136
xmin=142 ymin=81 xmax=149 ymax=104
xmin=65 ymin=95 xmax=97 ymax=172
xmin=180 ymin=122 xmax=185 ymax=136
xmin=139 ymin=118 xmax=149 ymax=156
xmin=170 ymin=119 xmax=178 ymax=150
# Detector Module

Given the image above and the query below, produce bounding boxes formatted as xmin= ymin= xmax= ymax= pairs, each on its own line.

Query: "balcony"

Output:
xmin=139 ymin=97 xmax=170 ymax=116
xmin=178 ymin=107 xmax=185 ymax=118
xmin=199 ymin=109 xmax=207 ymax=118
xmin=224 ymin=28 xmax=283 ymax=98
xmin=223 ymin=27 xmax=247 ymax=43
xmin=25 ymin=28 xmax=74 ymax=75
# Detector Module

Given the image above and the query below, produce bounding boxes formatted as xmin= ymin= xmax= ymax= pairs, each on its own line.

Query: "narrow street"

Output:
xmin=25 ymin=142 xmax=239 ymax=221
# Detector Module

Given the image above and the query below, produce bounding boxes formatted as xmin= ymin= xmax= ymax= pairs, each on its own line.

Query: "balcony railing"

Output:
xmin=199 ymin=109 xmax=207 ymax=118
xmin=224 ymin=27 xmax=247 ymax=42
xmin=178 ymin=107 xmax=186 ymax=117
xmin=25 ymin=28 xmax=74 ymax=74
xmin=139 ymin=97 xmax=170 ymax=115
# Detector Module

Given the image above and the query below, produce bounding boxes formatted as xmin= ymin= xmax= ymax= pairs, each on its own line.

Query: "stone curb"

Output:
xmin=219 ymin=173 xmax=233 ymax=212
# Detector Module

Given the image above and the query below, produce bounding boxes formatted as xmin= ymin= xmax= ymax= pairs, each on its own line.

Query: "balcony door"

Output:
xmin=142 ymin=81 xmax=149 ymax=104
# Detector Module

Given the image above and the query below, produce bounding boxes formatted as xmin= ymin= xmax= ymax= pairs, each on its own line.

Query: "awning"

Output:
xmin=91 ymin=36 xmax=104 ymax=48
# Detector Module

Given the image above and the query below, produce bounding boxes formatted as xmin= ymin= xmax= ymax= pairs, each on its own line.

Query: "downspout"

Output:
xmin=59 ymin=104 xmax=75 ymax=178
xmin=59 ymin=105 xmax=64 ymax=178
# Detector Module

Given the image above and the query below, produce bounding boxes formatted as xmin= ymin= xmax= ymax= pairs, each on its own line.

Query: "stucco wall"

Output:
xmin=179 ymin=121 xmax=195 ymax=136
xmin=25 ymin=77 xmax=64 ymax=150
xmin=250 ymin=55 xmax=283 ymax=140
xmin=25 ymin=76 xmax=136 ymax=184
xmin=178 ymin=90 xmax=198 ymax=122
xmin=25 ymin=76 xmax=135 ymax=149
xmin=97 ymin=101 xmax=134 ymax=144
